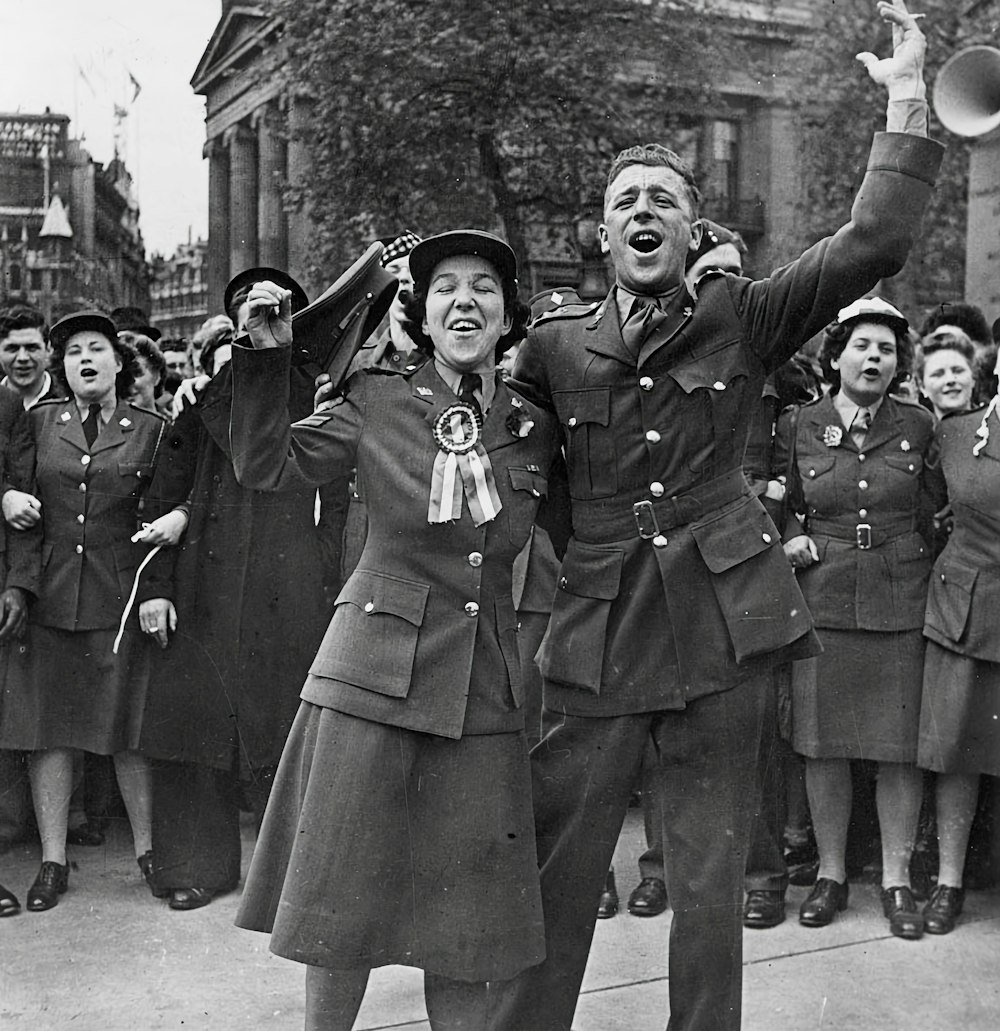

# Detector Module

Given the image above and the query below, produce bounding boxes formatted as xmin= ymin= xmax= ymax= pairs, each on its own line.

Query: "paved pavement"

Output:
xmin=2 ymin=809 xmax=999 ymax=1030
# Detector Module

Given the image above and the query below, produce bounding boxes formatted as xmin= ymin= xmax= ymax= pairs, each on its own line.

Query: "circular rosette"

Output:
xmin=432 ymin=402 xmax=482 ymax=455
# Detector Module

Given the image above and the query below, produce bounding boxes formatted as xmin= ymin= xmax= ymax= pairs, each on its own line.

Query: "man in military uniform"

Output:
xmin=492 ymin=4 xmax=943 ymax=1029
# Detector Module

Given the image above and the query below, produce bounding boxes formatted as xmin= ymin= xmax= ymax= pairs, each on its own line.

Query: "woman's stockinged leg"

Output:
xmin=28 ymin=748 xmax=74 ymax=865
xmin=304 ymin=965 xmax=370 ymax=1031
xmin=424 ymin=973 xmax=489 ymax=1031
xmin=805 ymin=757 xmax=852 ymax=884
xmin=113 ymin=750 xmax=153 ymax=857
xmin=935 ymin=771 xmax=979 ymax=887
xmin=876 ymin=761 xmax=923 ymax=888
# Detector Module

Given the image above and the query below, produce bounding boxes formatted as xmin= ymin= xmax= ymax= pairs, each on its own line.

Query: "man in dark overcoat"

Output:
xmin=491 ymin=5 xmax=945 ymax=1029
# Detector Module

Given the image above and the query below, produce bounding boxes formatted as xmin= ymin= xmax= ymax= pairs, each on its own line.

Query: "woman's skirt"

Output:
xmin=0 ymin=624 xmax=149 ymax=754
xmin=918 ymin=642 xmax=1000 ymax=776
xmin=235 ymin=702 xmax=545 ymax=983
xmin=791 ymin=627 xmax=924 ymax=762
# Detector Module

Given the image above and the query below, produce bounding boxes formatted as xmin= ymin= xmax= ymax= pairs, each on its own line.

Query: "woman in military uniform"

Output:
xmin=230 ymin=231 xmax=559 ymax=1031
xmin=917 ymin=346 xmax=1000 ymax=934
xmin=776 ymin=298 xmax=945 ymax=940
xmin=0 ymin=311 xmax=165 ymax=911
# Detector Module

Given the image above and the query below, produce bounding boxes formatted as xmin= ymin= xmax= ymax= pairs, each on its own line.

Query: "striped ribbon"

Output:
xmin=427 ymin=406 xmax=502 ymax=525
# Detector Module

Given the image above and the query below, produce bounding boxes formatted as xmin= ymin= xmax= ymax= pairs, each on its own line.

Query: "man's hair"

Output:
xmin=159 ymin=337 xmax=189 ymax=354
xmin=605 ymin=144 xmax=701 ymax=217
xmin=0 ymin=304 xmax=49 ymax=345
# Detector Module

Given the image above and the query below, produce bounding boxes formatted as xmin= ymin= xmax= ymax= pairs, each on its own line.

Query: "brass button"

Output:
xmin=76 ymin=514 xmax=84 ymax=524
xmin=81 ymin=455 xmax=91 ymax=466
xmin=364 ymin=601 xmax=374 ymax=613
xmin=639 ymin=376 xmax=654 ymax=391
xmin=713 ymin=381 xmax=726 ymax=390
xmin=75 ymin=544 xmax=83 ymax=555
xmin=762 ymin=532 xmax=772 ymax=544
xmin=650 ymin=482 xmax=664 ymax=497
xmin=859 ymin=509 xmax=868 ymax=518
xmin=468 ymin=552 xmax=483 ymax=567
xmin=858 ymin=453 xmax=866 ymax=462
xmin=567 ymin=417 xmax=577 ymax=428
xmin=808 ymin=469 xmax=816 ymax=478
xmin=465 ymin=601 xmax=480 ymax=617
xmin=652 ymin=535 xmax=668 ymax=548
xmin=859 ymin=480 xmax=868 ymax=490
xmin=645 ymin=429 xmax=661 ymax=443
xmin=78 ymin=483 xmax=87 ymax=492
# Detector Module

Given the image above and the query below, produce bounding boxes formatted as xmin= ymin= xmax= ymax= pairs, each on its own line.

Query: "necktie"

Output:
xmin=621 ymin=300 xmax=667 ymax=356
xmin=82 ymin=403 xmax=102 ymax=448
xmin=850 ymin=406 xmax=871 ymax=449
xmin=458 ymin=373 xmax=482 ymax=419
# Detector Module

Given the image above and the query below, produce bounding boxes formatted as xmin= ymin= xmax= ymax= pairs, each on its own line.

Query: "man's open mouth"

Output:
xmin=629 ymin=230 xmax=662 ymax=253
xmin=449 ymin=320 xmax=481 ymax=332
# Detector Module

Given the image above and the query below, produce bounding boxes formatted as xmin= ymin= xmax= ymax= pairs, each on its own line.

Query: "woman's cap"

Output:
xmin=50 ymin=310 xmax=118 ymax=350
xmin=409 ymin=231 xmax=518 ymax=296
xmin=223 ymin=267 xmax=310 ymax=319
xmin=836 ymin=296 xmax=908 ymax=333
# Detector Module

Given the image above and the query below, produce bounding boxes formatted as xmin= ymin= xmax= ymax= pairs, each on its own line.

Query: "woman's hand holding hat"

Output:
xmin=246 ymin=281 xmax=293 ymax=349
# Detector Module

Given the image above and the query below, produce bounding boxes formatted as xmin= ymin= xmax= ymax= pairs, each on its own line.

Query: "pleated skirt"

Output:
xmin=918 ymin=642 xmax=1000 ymax=776
xmin=0 ymin=624 xmax=149 ymax=754
xmin=791 ymin=627 xmax=924 ymax=762
xmin=235 ymin=702 xmax=545 ymax=982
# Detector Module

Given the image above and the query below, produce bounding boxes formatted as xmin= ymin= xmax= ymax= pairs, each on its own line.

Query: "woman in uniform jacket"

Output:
xmin=776 ymin=297 xmax=945 ymax=940
xmin=0 ymin=312 xmax=165 ymax=911
xmin=916 ymin=346 xmax=1000 ymax=935
xmin=230 ymin=231 xmax=560 ymax=1031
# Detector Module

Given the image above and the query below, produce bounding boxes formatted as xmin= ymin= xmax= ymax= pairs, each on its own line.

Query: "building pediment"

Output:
xmin=191 ymin=5 xmax=275 ymax=95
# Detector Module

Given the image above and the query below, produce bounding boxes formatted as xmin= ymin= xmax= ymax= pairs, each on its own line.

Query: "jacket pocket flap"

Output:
xmin=336 ymin=570 xmax=429 ymax=626
xmin=552 ymin=387 xmax=610 ymax=428
xmin=936 ymin=558 xmax=978 ymax=593
xmin=508 ymin=466 xmax=548 ymax=497
xmin=667 ymin=346 xmax=748 ymax=394
xmin=799 ymin=452 xmax=836 ymax=480
xmin=883 ymin=453 xmax=921 ymax=475
xmin=558 ymin=540 xmax=623 ymax=600
xmin=692 ymin=501 xmax=777 ymax=574
xmin=118 ymin=459 xmax=153 ymax=480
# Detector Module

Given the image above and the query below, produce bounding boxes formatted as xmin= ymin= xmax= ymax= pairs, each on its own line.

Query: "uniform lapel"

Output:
xmin=55 ymin=401 xmax=89 ymax=454
xmin=584 ymin=289 xmax=634 ymax=365
xmin=859 ymin=397 xmax=903 ymax=453
xmin=807 ymin=393 xmax=856 ymax=452
xmin=637 ymin=287 xmax=696 ymax=368
xmin=482 ymin=376 xmax=527 ymax=455
xmin=89 ymin=400 xmax=135 ymax=454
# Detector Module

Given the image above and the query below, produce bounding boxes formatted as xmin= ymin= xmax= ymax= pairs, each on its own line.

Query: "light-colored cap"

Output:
xmin=836 ymin=296 xmax=907 ymax=330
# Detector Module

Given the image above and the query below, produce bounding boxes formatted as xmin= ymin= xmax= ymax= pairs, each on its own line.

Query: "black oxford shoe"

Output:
xmin=743 ymin=889 xmax=786 ymax=929
xmin=26 ymin=861 xmax=69 ymax=912
xmin=881 ymin=885 xmax=923 ymax=940
xmin=923 ymin=884 xmax=964 ymax=935
xmin=169 ymin=887 xmax=216 ymax=911
xmin=628 ymin=877 xmax=668 ymax=917
xmin=597 ymin=869 xmax=619 ymax=919
xmin=799 ymin=877 xmax=848 ymax=927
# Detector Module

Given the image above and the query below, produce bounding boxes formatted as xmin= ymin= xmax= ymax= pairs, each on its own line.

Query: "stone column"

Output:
xmin=254 ymin=104 xmax=288 ymax=271
xmin=204 ymin=137 xmax=230 ymax=316
xmin=966 ymin=135 xmax=1000 ymax=316
xmin=226 ymin=122 xmax=259 ymax=277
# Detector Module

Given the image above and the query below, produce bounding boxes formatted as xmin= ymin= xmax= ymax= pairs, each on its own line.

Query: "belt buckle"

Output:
xmin=856 ymin=523 xmax=872 ymax=550
xmin=633 ymin=500 xmax=660 ymax=540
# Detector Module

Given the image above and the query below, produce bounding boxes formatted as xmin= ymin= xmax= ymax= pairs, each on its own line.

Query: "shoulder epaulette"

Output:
xmin=531 ymin=301 xmax=601 ymax=327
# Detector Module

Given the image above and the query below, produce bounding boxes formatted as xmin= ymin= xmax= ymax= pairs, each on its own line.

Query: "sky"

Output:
xmin=0 ymin=0 xmax=222 ymax=257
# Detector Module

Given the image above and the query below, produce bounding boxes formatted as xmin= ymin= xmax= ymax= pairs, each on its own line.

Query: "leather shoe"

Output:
xmin=923 ymin=884 xmax=964 ymax=935
xmin=66 ymin=821 xmax=105 ymax=847
xmin=596 ymin=869 xmax=618 ymax=919
xmin=26 ymin=861 xmax=69 ymax=912
xmin=169 ymin=887 xmax=215 ymax=911
xmin=628 ymin=877 xmax=668 ymax=917
xmin=799 ymin=877 xmax=848 ymax=927
xmin=137 ymin=851 xmax=169 ymax=899
xmin=0 ymin=882 xmax=20 ymax=917
xmin=743 ymin=889 xmax=785 ymax=929
xmin=881 ymin=885 xmax=923 ymax=940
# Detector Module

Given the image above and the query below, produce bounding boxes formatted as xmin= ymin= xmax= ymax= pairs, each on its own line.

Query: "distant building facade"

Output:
xmin=149 ymin=237 xmax=209 ymax=342
xmin=0 ymin=111 xmax=149 ymax=322
xmin=189 ymin=1 xmax=857 ymax=302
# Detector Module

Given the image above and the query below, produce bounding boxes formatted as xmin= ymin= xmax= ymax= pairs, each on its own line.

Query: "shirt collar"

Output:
xmin=433 ymin=360 xmax=498 ymax=413
xmin=1 ymin=370 xmax=51 ymax=410
xmin=832 ymin=391 xmax=884 ymax=428
xmin=614 ymin=285 xmax=681 ymax=326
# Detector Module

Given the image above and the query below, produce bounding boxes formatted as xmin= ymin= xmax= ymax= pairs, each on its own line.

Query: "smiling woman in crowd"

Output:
xmin=916 ymin=327 xmax=977 ymax=420
xmin=228 ymin=231 xmax=560 ymax=1031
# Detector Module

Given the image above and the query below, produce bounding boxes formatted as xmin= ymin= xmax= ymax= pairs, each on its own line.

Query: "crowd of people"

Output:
xmin=0 ymin=3 xmax=996 ymax=1030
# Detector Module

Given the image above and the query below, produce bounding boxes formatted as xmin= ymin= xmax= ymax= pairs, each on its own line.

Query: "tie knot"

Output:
xmin=88 ymin=403 xmax=102 ymax=420
xmin=854 ymin=407 xmax=871 ymax=430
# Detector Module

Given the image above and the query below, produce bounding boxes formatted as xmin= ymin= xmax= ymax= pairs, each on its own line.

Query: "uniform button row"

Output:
xmin=650 ymin=482 xmax=664 ymax=497
xmin=639 ymin=376 xmax=654 ymax=391
xmin=645 ymin=429 xmax=661 ymax=444
xmin=468 ymin=552 xmax=483 ymax=567
xmin=81 ymin=455 xmax=91 ymax=466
